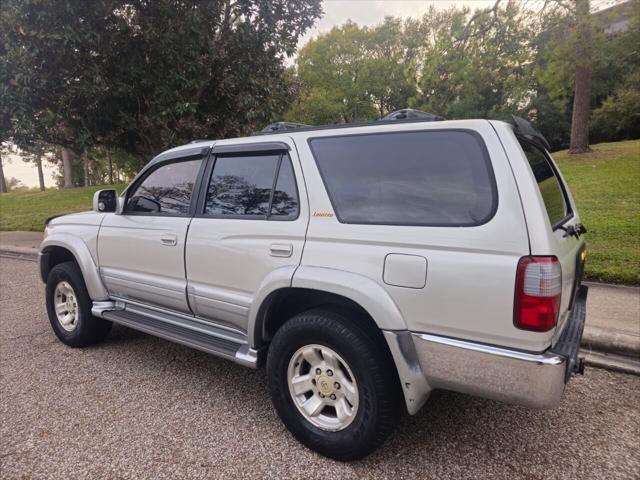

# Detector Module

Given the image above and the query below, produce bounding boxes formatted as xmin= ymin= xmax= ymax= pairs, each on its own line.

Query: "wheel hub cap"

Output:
xmin=53 ymin=281 xmax=79 ymax=332
xmin=287 ymin=344 xmax=359 ymax=431
xmin=316 ymin=375 xmax=334 ymax=396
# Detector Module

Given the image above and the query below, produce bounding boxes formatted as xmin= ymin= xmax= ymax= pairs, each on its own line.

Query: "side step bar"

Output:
xmin=92 ymin=301 xmax=261 ymax=368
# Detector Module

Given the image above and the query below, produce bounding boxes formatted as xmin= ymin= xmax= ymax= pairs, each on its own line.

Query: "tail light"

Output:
xmin=514 ymin=256 xmax=562 ymax=332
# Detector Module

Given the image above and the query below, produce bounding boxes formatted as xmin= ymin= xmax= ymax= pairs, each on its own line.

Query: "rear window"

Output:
xmin=308 ymin=130 xmax=496 ymax=226
xmin=519 ymin=140 xmax=570 ymax=227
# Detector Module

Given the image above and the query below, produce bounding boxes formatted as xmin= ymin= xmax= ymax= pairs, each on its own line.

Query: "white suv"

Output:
xmin=40 ymin=116 xmax=587 ymax=460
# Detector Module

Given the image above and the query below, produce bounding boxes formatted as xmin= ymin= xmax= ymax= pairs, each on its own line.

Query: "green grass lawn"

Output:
xmin=553 ymin=140 xmax=639 ymax=285
xmin=0 ymin=184 xmax=126 ymax=232
xmin=0 ymin=140 xmax=638 ymax=284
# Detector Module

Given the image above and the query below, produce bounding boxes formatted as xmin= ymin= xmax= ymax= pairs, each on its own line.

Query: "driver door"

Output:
xmin=98 ymin=154 xmax=206 ymax=314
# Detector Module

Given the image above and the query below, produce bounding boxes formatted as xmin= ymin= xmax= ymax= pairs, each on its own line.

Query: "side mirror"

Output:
xmin=93 ymin=189 xmax=118 ymax=213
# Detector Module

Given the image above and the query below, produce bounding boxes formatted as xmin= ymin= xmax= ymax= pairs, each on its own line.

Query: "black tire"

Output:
xmin=266 ymin=307 xmax=401 ymax=461
xmin=45 ymin=261 xmax=112 ymax=347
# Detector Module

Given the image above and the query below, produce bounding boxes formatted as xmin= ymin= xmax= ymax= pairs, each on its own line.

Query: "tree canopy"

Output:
xmin=1 ymin=0 xmax=638 ymax=190
xmin=286 ymin=1 xmax=639 ymax=150
xmin=2 ymin=0 xmax=322 ymax=162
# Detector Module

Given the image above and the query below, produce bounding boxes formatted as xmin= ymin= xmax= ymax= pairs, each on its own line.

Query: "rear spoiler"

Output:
xmin=509 ymin=115 xmax=551 ymax=151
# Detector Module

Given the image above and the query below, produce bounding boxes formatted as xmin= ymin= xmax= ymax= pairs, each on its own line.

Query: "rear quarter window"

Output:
xmin=308 ymin=130 xmax=497 ymax=226
xmin=518 ymin=140 xmax=570 ymax=227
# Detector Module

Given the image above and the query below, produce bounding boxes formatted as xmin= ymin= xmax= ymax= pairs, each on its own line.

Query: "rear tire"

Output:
xmin=266 ymin=307 xmax=401 ymax=460
xmin=46 ymin=261 xmax=112 ymax=347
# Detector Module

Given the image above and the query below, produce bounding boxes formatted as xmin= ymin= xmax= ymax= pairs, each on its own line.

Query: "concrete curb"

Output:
xmin=0 ymin=248 xmax=38 ymax=262
xmin=582 ymin=325 xmax=640 ymax=357
xmin=581 ymin=349 xmax=640 ymax=376
xmin=583 ymin=280 xmax=639 ymax=291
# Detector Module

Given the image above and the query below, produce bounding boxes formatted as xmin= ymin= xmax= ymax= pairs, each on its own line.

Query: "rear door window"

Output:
xmin=204 ymin=152 xmax=299 ymax=219
xmin=308 ymin=130 xmax=497 ymax=226
xmin=519 ymin=140 xmax=570 ymax=227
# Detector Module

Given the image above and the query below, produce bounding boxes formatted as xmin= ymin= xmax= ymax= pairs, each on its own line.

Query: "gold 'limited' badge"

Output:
xmin=313 ymin=211 xmax=334 ymax=217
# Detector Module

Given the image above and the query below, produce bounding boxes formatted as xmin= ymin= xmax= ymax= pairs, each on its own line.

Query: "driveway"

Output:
xmin=1 ymin=256 xmax=639 ymax=479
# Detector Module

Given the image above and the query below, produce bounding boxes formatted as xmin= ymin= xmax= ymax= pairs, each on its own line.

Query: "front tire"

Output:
xmin=46 ymin=261 xmax=112 ymax=347
xmin=266 ymin=308 xmax=401 ymax=460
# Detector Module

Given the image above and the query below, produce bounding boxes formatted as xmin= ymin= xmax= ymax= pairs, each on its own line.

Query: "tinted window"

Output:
xmin=309 ymin=130 xmax=496 ymax=226
xmin=519 ymin=140 xmax=569 ymax=226
xmin=270 ymin=157 xmax=299 ymax=219
xmin=126 ymin=159 xmax=201 ymax=215
xmin=204 ymin=153 xmax=298 ymax=219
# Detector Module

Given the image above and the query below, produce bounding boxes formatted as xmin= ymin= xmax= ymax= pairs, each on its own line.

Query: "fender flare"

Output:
xmin=39 ymin=233 xmax=109 ymax=301
xmin=248 ymin=265 xmax=408 ymax=348
xmin=292 ymin=266 xmax=407 ymax=330
xmin=247 ymin=265 xmax=298 ymax=347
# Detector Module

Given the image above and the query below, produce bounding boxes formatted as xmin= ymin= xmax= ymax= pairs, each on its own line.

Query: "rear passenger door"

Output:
xmin=185 ymin=141 xmax=308 ymax=333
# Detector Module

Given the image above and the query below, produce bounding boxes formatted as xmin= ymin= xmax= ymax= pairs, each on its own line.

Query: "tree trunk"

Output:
xmin=0 ymin=152 xmax=7 ymax=193
xmin=36 ymin=155 xmax=45 ymax=191
xmin=61 ymin=148 xmax=74 ymax=188
xmin=82 ymin=150 xmax=90 ymax=186
xmin=569 ymin=0 xmax=592 ymax=154
xmin=107 ymin=149 xmax=114 ymax=185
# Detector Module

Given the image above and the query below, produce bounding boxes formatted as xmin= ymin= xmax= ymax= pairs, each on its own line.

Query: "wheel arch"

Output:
xmin=248 ymin=266 xmax=407 ymax=348
xmin=40 ymin=234 xmax=109 ymax=301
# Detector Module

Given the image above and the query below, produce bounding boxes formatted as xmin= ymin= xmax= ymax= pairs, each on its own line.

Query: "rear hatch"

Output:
xmin=517 ymin=139 xmax=586 ymax=338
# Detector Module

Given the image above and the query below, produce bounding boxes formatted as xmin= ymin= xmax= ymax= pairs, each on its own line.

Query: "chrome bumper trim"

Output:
xmin=412 ymin=333 xmax=567 ymax=409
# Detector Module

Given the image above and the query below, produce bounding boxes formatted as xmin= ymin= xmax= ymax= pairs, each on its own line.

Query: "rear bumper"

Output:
xmin=385 ymin=285 xmax=588 ymax=414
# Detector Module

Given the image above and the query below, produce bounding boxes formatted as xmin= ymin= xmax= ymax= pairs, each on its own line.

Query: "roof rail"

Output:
xmin=254 ymin=121 xmax=311 ymax=135
xmin=381 ymin=109 xmax=445 ymax=122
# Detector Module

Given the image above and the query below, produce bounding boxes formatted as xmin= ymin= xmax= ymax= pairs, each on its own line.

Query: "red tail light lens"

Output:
xmin=514 ymin=256 xmax=562 ymax=332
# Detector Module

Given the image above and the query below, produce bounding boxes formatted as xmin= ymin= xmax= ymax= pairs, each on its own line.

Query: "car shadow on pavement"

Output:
xmin=100 ymin=323 xmax=543 ymax=466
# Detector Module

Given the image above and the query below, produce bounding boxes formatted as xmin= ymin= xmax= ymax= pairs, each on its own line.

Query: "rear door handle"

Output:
xmin=160 ymin=233 xmax=178 ymax=246
xmin=270 ymin=243 xmax=293 ymax=258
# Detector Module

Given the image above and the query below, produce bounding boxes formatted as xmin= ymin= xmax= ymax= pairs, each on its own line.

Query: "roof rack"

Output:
xmin=253 ymin=109 xmax=446 ymax=136
xmin=381 ymin=109 xmax=445 ymax=122
xmin=256 ymin=121 xmax=311 ymax=134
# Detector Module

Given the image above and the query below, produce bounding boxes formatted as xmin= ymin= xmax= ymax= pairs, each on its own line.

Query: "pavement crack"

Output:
xmin=161 ymin=355 xmax=178 ymax=372
xmin=2 ymin=330 xmax=48 ymax=341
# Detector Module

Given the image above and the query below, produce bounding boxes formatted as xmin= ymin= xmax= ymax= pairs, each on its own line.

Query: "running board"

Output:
xmin=92 ymin=301 xmax=261 ymax=368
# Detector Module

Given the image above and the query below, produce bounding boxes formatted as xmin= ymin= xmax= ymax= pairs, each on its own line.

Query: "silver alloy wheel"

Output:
xmin=287 ymin=344 xmax=359 ymax=431
xmin=53 ymin=281 xmax=80 ymax=332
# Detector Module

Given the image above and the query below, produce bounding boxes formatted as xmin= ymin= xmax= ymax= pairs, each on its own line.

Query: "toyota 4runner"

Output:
xmin=40 ymin=116 xmax=587 ymax=460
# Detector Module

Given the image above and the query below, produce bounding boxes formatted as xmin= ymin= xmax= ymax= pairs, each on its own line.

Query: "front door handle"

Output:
xmin=160 ymin=233 xmax=178 ymax=246
xmin=270 ymin=243 xmax=293 ymax=258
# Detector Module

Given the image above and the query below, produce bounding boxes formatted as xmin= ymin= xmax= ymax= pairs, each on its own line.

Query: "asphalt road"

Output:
xmin=1 ymin=256 xmax=639 ymax=479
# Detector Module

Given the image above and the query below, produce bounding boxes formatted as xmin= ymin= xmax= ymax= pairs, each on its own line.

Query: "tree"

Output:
xmin=19 ymin=142 xmax=47 ymax=191
xmin=0 ymin=143 xmax=17 ymax=194
xmin=569 ymin=0 xmax=593 ymax=153
xmin=2 ymin=0 xmax=322 ymax=183
xmin=591 ymin=72 xmax=640 ymax=142
xmin=0 ymin=153 xmax=7 ymax=193
xmin=98 ymin=0 xmax=322 ymax=160
xmin=1 ymin=0 xmax=117 ymax=187
xmin=290 ymin=18 xmax=416 ymax=124
xmin=0 ymin=29 xmax=11 ymax=194
xmin=416 ymin=2 xmax=535 ymax=120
